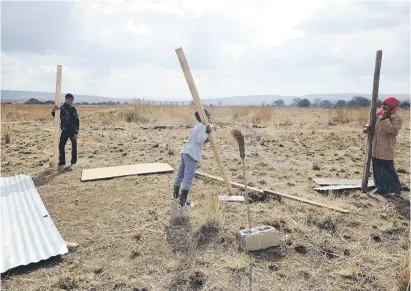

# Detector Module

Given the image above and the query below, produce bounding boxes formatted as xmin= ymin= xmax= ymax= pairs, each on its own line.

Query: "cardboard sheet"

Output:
xmin=81 ymin=163 xmax=174 ymax=181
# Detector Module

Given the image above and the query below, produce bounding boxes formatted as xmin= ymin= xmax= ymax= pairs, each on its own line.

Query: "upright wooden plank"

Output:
xmin=81 ymin=163 xmax=174 ymax=182
xmin=52 ymin=65 xmax=63 ymax=170
xmin=361 ymin=50 xmax=383 ymax=193
xmin=175 ymin=47 xmax=233 ymax=194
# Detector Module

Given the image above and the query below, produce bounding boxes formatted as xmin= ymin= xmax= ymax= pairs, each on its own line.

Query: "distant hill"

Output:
xmin=202 ymin=93 xmax=410 ymax=106
xmin=0 ymin=90 xmax=135 ymax=104
xmin=1 ymin=90 xmax=409 ymax=106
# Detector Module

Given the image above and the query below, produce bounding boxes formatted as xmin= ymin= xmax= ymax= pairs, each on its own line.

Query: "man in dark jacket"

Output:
xmin=51 ymin=93 xmax=80 ymax=167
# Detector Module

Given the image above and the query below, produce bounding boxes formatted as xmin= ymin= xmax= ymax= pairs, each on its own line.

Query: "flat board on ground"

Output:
xmin=314 ymin=184 xmax=375 ymax=191
xmin=81 ymin=163 xmax=174 ymax=181
xmin=313 ymin=178 xmax=374 ymax=186
xmin=218 ymin=195 xmax=245 ymax=201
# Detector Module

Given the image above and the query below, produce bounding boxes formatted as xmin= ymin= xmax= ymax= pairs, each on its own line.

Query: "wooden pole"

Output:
xmin=51 ymin=65 xmax=63 ymax=170
xmin=175 ymin=47 xmax=233 ymax=194
xmin=242 ymin=160 xmax=251 ymax=228
xmin=361 ymin=50 xmax=382 ymax=193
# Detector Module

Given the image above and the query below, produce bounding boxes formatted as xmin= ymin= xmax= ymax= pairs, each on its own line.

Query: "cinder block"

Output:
xmin=237 ymin=226 xmax=281 ymax=251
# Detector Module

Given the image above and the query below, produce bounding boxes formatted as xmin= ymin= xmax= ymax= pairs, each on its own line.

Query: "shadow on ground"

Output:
xmin=1 ymin=256 xmax=63 ymax=280
xmin=32 ymin=168 xmax=72 ymax=187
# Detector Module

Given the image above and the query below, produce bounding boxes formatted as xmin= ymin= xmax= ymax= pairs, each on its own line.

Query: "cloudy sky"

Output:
xmin=1 ymin=0 xmax=410 ymax=100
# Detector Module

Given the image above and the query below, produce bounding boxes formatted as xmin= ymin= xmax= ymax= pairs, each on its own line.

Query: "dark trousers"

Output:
xmin=372 ymin=158 xmax=401 ymax=194
xmin=59 ymin=130 xmax=77 ymax=165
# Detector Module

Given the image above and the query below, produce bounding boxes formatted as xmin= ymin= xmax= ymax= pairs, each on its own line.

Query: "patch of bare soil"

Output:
xmin=1 ymin=107 xmax=410 ymax=291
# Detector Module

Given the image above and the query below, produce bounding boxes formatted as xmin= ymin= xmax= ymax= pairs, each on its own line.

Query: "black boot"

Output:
xmin=179 ymin=189 xmax=189 ymax=207
xmin=173 ymin=185 xmax=180 ymax=200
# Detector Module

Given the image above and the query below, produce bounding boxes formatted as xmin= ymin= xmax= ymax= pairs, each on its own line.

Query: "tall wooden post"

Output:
xmin=175 ymin=47 xmax=233 ymax=194
xmin=361 ymin=50 xmax=382 ymax=193
xmin=52 ymin=65 xmax=63 ymax=170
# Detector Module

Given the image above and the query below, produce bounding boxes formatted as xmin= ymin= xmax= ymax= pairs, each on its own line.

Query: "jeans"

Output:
xmin=174 ymin=153 xmax=198 ymax=191
xmin=59 ymin=130 xmax=77 ymax=165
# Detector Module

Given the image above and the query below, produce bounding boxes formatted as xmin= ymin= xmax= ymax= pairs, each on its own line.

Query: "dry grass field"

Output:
xmin=1 ymin=103 xmax=410 ymax=291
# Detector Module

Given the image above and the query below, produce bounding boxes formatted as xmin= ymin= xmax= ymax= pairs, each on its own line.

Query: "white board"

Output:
xmin=81 ymin=163 xmax=174 ymax=181
xmin=313 ymin=178 xmax=374 ymax=186
xmin=218 ymin=195 xmax=245 ymax=202
xmin=314 ymin=184 xmax=374 ymax=191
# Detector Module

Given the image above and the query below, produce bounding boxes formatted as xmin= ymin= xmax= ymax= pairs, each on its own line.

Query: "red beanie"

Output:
xmin=383 ymin=96 xmax=399 ymax=106
xmin=377 ymin=96 xmax=399 ymax=115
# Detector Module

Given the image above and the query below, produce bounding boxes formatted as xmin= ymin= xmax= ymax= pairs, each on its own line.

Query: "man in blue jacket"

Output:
xmin=51 ymin=93 xmax=80 ymax=168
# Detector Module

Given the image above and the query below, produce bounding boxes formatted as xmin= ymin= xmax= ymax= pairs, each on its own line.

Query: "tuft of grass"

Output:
xmin=3 ymin=129 xmax=10 ymax=144
xmin=167 ymin=143 xmax=175 ymax=155
xmin=398 ymin=253 xmax=410 ymax=291
xmin=251 ymin=107 xmax=273 ymax=123
xmin=328 ymin=108 xmax=368 ymax=125
xmin=337 ymin=265 xmax=360 ymax=279
xmin=224 ymin=253 xmax=253 ymax=271
xmin=232 ymin=107 xmax=250 ymax=118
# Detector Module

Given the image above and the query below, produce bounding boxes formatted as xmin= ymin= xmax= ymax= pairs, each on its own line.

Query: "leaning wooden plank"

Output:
xmin=314 ymin=184 xmax=374 ymax=191
xmin=81 ymin=163 xmax=174 ymax=182
xmin=263 ymin=189 xmax=350 ymax=214
xmin=219 ymin=195 xmax=245 ymax=202
xmin=195 ymin=171 xmax=263 ymax=193
xmin=196 ymin=171 xmax=350 ymax=213
xmin=313 ymin=178 xmax=374 ymax=186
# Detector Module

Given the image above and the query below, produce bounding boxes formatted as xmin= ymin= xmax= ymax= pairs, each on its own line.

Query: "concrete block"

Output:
xmin=237 ymin=226 xmax=281 ymax=251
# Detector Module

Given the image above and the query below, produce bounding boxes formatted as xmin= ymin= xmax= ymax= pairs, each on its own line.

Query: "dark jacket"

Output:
xmin=52 ymin=103 xmax=80 ymax=133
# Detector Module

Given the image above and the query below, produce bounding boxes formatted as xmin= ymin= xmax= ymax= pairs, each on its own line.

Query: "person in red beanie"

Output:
xmin=363 ymin=96 xmax=403 ymax=197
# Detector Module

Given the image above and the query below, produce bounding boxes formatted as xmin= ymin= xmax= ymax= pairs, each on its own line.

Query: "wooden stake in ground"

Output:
xmin=232 ymin=129 xmax=251 ymax=228
xmin=51 ymin=64 xmax=63 ymax=170
xmin=175 ymin=47 xmax=233 ymax=194
xmin=361 ymin=50 xmax=382 ymax=193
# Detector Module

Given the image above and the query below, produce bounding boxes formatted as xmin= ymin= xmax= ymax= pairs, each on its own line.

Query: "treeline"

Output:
xmin=2 ymin=96 xmax=410 ymax=109
xmin=265 ymin=96 xmax=410 ymax=109
xmin=21 ymin=98 xmax=123 ymax=106
xmin=17 ymin=98 xmax=186 ymax=106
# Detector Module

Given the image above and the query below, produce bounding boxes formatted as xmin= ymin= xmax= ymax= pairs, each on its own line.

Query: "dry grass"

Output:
xmin=1 ymin=104 xmax=410 ymax=291
xmin=398 ymin=253 xmax=410 ymax=291
xmin=328 ymin=108 xmax=369 ymax=125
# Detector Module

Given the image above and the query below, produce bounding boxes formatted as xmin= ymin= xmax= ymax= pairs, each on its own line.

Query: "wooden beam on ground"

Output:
xmin=195 ymin=171 xmax=263 ymax=193
xmin=175 ymin=47 xmax=233 ymax=195
xmin=361 ymin=50 xmax=383 ymax=193
xmin=195 ymin=171 xmax=350 ymax=214
xmin=52 ymin=64 xmax=63 ymax=170
xmin=263 ymin=189 xmax=350 ymax=214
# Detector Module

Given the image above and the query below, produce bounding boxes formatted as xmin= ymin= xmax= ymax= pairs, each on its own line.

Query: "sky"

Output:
xmin=1 ymin=0 xmax=410 ymax=100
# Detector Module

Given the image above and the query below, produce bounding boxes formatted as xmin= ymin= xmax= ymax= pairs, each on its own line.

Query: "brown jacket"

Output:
xmin=371 ymin=113 xmax=403 ymax=160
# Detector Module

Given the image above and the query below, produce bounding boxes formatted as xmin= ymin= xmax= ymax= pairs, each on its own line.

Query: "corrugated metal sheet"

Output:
xmin=1 ymin=174 xmax=68 ymax=273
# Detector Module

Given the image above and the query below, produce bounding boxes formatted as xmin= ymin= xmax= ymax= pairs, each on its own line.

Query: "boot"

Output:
xmin=173 ymin=185 xmax=180 ymax=200
xmin=179 ymin=189 xmax=189 ymax=207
